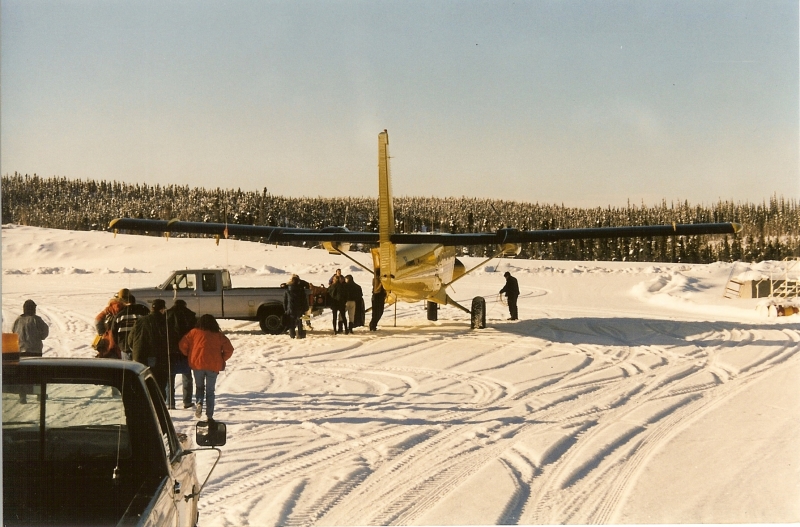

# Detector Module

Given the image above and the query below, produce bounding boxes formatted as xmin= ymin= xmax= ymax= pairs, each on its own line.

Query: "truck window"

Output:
xmin=3 ymin=382 xmax=131 ymax=463
xmin=171 ymin=273 xmax=195 ymax=290
xmin=202 ymin=273 xmax=218 ymax=292
xmin=221 ymin=270 xmax=232 ymax=290
xmin=144 ymin=376 xmax=179 ymax=460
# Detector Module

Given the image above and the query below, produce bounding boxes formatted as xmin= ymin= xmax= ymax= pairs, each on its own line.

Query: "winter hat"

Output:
xmin=117 ymin=288 xmax=132 ymax=302
xmin=151 ymin=299 xmax=167 ymax=312
xmin=503 ymin=271 xmax=511 ymax=277
xmin=22 ymin=299 xmax=36 ymax=315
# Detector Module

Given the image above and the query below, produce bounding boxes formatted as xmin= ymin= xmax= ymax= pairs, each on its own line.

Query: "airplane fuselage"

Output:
xmin=375 ymin=243 xmax=466 ymax=304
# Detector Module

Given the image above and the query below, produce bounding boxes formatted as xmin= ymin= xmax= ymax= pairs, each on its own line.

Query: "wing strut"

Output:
xmin=443 ymin=245 xmax=516 ymax=289
xmin=331 ymin=248 xmax=374 ymax=274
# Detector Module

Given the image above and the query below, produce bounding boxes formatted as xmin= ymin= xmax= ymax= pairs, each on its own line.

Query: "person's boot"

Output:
xmin=348 ymin=323 xmax=354 ymax=334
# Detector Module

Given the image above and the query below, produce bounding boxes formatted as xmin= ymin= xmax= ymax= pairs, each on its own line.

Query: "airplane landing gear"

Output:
xmin=427 ymin=301 xmax=438 ymax=321
xmin=471 ymin=297 xmax=486 ymax=329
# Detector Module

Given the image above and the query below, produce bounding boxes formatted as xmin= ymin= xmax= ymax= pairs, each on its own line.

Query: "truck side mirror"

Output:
xmin=196 ymin=420 xmax=227 ymax=447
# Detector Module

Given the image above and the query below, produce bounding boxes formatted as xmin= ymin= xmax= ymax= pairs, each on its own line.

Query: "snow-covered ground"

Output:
xmin=3 ymin=224 xmax=799 ymax=525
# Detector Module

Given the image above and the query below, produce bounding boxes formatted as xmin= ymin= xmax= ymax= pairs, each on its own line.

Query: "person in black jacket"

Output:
xmin=499 ymin=271 xmax=520 ymax=320
xmin=327 ymin=274 xmax=347 ymax=334
xmin=369 ymin=269 xmax=386 ymax=331
xmin=284 ymin=275 xmax=309 ymax=339
xmin=343 ymin=275 xmax=363 ymax=334
xmin=112 ymin=293 xmax=150 ymax=360
xmin=167 ymin=299 xmax=197 ymax=409
xmin=130 ymin=299 xmax=170 ymax=393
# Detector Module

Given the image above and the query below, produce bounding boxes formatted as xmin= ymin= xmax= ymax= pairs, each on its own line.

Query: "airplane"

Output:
xmin=109 ymin=130 xmax=741 ymax=329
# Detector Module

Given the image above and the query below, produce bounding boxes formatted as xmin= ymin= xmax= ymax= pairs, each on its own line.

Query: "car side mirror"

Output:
xmin=196 ymin=420 xmax=227 ymax=447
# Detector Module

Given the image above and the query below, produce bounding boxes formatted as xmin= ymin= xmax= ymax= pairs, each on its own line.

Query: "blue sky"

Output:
xmin=2 ymin=1 xmax=798 ymax=207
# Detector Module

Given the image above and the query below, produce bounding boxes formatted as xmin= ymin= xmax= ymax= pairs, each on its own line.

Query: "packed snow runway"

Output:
xmin=3 ymin=225 xmax=799 ymax=525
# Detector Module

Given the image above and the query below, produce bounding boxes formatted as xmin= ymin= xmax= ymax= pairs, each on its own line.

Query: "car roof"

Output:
xmin=5 ymin=357 xmax=148 ymax=375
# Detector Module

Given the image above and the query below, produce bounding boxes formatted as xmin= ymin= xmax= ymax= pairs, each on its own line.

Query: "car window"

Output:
xmin=144 ymin=376 xmax=180 ymax=460
xmin=202 ymin=273 xmax=217 ymax=292
xmin=175 ymin=273 xmax=195 ymax=290
xmin=2 ymin=382 xmax=131 ymax=462
xmin=221 ymin=270 xmax=232 ymax=290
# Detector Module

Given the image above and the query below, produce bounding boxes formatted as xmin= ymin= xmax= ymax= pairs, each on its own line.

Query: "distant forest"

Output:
xmin=3 ymin=173 xmax=799 ymax=264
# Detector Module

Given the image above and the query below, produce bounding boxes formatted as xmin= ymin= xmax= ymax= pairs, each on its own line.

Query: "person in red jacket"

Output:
xmin=179 ymin=314 xmax=234 ymax=421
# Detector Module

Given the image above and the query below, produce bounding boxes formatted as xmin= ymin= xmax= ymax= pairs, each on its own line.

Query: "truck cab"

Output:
xmin=2 ymin=357 xmax=224 ymax=526
xmin=160 ymin=269 xmax=232 ymax=315
xmin=130 ymin=269 xmax=327 ymax=335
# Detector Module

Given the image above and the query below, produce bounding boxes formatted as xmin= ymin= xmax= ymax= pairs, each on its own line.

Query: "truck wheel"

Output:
xmin=259 ymin=311 xmax=285 ymax=334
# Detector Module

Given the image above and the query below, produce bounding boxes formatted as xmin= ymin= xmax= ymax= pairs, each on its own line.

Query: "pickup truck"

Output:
xmin=129 ymin=269 xmax=327 ymax=334
xmin=2 ymin=351 xmax=227 ymax=527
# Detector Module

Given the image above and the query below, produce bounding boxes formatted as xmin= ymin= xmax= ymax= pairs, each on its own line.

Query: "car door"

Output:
xmin=144 ymin=376 xmax=198 ymax=527
xmin=166 ymin=272 xmax=200 ymax=314
xmin=195 ymin=272 xmax=223 ymax=316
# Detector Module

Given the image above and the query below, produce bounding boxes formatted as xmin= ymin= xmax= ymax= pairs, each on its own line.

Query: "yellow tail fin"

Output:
xmin=378 ymin=130 xmax=396 ymax=288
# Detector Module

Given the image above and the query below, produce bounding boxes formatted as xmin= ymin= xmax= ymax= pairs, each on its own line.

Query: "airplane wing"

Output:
xmin=108 ymin=218 xmax=380 ymax=243
xmin=391 ymin=222 xmax=741 ymax=245
xmin=109 ymin=218 xmax=740 ymax=245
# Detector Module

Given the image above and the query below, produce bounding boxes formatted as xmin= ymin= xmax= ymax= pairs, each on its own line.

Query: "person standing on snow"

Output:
xmin=12 ymin=299 xmax=49 ymax=357
xmin=343 ymin=274 xmax=363 ymax=334
xmin=179 ymin=314 xmax=234 ymax=422
xmin=167 ymin=299 xmax=197 ymax=409
xmin=93 ymin=288 xmax=130 ymax=358
xmin=111 ymin=291 xmax=150 ymax=360
xmin=328 ymin=268 xmax=344 ymax=286
xmin=327 ymin=274 xmax=347 ymax=334
xmin=283 ymin=274 xmax=309 ymax=339
xmin=499 ymin=271 xmax=520 ymax=320
xmin=95 ymin=289 xmax=126 ymax=336
xmin=369 ymin=269 xmax=386 ymax=331
xmin=130 ymin=299 xmax=171 ymax=396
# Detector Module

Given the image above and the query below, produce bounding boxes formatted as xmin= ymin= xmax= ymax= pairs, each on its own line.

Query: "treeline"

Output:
xmin=2 ymin=173 xmax=799 ymax=264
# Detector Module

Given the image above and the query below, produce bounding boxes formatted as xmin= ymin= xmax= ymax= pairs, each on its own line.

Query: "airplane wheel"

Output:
xmin=471 ymin=296 xmax=486 ymax=329
xmin=259 ymin=310 xmax=285 ymax=334
xmin=427 ymin=301 xmax=438 ymax=321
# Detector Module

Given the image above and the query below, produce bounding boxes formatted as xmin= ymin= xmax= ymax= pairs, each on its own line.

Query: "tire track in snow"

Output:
xmin=515 ymin=322 xmax=800 ymax=524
